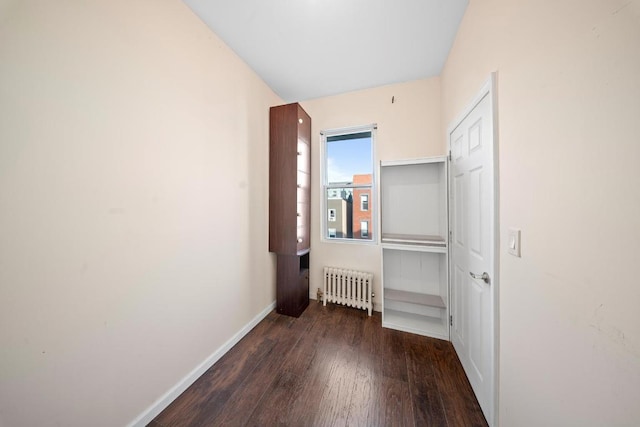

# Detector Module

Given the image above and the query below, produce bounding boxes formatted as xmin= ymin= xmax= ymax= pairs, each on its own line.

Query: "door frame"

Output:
xmin=447 ymin=72 xmax=500 ymax=426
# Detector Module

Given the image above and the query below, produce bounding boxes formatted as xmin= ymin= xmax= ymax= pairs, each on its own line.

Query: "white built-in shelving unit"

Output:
xmin=380 ymin=156 xmax=449 ymax=340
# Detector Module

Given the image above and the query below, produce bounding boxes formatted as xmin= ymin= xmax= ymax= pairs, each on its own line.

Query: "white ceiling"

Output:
xmin=183 ymin=0 xmax=469 ymax=102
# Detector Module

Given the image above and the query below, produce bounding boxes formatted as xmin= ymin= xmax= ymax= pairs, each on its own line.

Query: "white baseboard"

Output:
xmin=373 ymin=301 xmax=382 ymax=313
xmin=128 ymin=300 xmax=276 ymax=427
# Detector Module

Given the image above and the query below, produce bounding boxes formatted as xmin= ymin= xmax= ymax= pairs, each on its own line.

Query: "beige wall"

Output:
xmin=0 ymin=1 xmax=280 ymax=426
xmin=441 ymin=0 xmax=640 ymax=425
xmin=301 ymin=77 xmax=443 ymax=310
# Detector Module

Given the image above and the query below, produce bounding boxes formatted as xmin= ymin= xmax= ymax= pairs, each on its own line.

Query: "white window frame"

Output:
xmin=320 ymin=124 xmax=377 ymax=244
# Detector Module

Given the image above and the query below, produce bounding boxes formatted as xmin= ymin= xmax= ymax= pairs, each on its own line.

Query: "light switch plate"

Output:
xmin=508 ymin=228 xmax=521 ymax=257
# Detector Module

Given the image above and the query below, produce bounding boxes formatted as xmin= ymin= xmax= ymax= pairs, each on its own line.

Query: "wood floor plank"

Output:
xmin=244 ymin=370 xmax=304 ymax=425
xmin=246 ymin=342 xmax=339 ymax=426
xmin=382 ymin=327 xmax=409 ymax=382
xmin=429 ymin=339 xmax=488 ymax=427
xmin=243 ymin=305 xmax=345 ymax=426
xmin=346 ymin=348 xmax=384 ymax=426
xmin=152 ymin=337 xmax=275 ymax=426
xmin=319 ymin=304 xmax=358 ymax=347
xmin=153 ymin=313 xmax=287 ymax=426
xmin=381 ymin=376 xmax=415 ymax=427
xmin=359 ymin=312 xmax=384 ymax=357
xmin=276 ymin=346 xmax=337 ymax=425
xmin=303 ymin=301 xmax=339 ymax=341
xmin=346 ymin=311 xmax=384 ymax=426
xmin=150 ymin=303 xmax=487 ymax=427
xmin=404 ymin=334 xmax=448 ymax=427
xmin=312 ymin=345 xmax=359 ymax=427
xmin=335 ymin=305 xmax=368 ymax=348
xmin=203 ymin=326 xmax=302 ymax=426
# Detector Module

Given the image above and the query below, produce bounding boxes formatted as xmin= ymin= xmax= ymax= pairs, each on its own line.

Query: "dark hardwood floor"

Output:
xmin=150 ymin=302 xmax=488 ymax=427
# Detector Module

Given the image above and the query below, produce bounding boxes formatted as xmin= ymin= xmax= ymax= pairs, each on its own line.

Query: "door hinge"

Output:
xmin=449 ymin=315 xmax=453 ymax=326
xmin=448 ymin=151 xmax=451 ymax=161
xmin=449 ymin=230 xmax=452 ymax=243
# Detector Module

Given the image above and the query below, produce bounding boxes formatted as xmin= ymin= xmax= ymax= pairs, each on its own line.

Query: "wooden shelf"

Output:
xmin=380 ymin=156 xmax=447 ymax=167
xmin=382 ymin=242 xmax=447 ymax=254
xmin=384 ymin=288 xmax=445 ymax=308
xmin=381 ymin=233 xmax=446 ymax=247
xmin=383 ymin=309 xmax=448 ymax=340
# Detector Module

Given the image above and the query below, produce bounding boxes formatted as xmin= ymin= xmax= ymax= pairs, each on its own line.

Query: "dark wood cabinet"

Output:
xmin=275 ymin=253 xmax=309 ymax=318
xmin=269 ymin=103 xmax=311 ymax=317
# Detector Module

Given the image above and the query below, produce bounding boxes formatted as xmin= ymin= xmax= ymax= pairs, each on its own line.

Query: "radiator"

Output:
xmin=323 ymin=267 xmax=373 ymax=316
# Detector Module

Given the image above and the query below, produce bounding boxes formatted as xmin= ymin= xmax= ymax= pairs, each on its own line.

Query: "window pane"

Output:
xmin=353 ymin=187 xmax=372 ymax=240
xmin=323 ymin=127 xmax=374 ymax=243
xmin=361 ymin=194 xmax=369 ymax=211
xmin=326 ymin=133 xmax=372 ymax=185
xmin=360 ymin=221 xmax=369 ymax=238
xmin=326 ymin=187 xmax=353 ymax=238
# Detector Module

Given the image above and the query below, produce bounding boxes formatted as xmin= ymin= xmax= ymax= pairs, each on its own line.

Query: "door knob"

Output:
xmin=470 ymin=271 xmax=490 ymax=284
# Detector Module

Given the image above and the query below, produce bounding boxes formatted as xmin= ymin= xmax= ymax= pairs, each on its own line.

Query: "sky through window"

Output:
xmin=326 ymin=134 xmax=372 ymax=184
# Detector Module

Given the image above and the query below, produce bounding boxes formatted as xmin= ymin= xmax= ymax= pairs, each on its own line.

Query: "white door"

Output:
xmin=449 ymin=80 xmax=497 ymax=425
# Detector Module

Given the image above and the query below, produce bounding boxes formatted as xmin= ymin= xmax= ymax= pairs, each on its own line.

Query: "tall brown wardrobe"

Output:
xmin=269 ymin=103 xmax=311 ymax=317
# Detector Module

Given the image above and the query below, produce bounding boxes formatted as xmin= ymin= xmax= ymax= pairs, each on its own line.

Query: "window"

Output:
xmin=360 ymin=221 xmax=369 ymax=238
xmin=321 ymin=125 xmax=375 ymax=242
xmin=361 ymin=194 xmax=369 ymax=211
